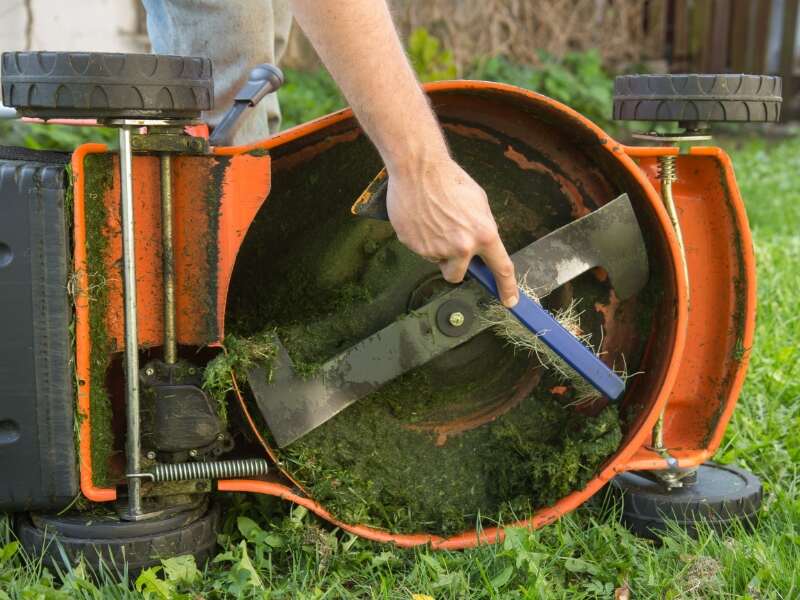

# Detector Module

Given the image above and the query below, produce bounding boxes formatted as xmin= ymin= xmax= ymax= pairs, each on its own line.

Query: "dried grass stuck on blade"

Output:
xmin=481 ymin=277 xmax=628 ymax=404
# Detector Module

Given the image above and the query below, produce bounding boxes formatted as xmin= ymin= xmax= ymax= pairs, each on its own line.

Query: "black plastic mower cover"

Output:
xmin=0 ymin=147 xmax=78 ymax=510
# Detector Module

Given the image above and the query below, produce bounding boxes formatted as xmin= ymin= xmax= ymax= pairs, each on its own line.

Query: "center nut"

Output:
xmin=436 ymin=299 xmax=474 ymax=336
xmin=448 ymin=311 xmax=465 ymax=327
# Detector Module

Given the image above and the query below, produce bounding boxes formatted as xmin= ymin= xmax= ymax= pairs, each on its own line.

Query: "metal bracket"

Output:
xmin=632 ymin=132 xmax=712 ymax=144
xmin=131 ymin=131 xmax=209 ymax=154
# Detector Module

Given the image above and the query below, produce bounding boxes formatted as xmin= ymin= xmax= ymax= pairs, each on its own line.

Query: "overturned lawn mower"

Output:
xmin=0 ymin=52 xmax=780 ymax=568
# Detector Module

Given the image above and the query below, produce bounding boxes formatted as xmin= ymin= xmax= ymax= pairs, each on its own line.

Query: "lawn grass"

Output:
xmin=1 ymin=135 xmax=799 ymax=598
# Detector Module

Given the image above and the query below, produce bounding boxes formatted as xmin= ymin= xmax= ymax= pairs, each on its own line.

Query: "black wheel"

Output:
xmin=15 ymin=500 xmax=220 ymax=575
xmin=613 ymin=74 xmax=782 ymax=123
xmin=610 ymin=462 xmax=762 ymax=540
xmin=1 ymin=51 xmax=213 ymax=120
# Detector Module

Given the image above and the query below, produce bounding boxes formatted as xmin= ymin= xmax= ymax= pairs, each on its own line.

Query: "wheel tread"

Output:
xmin=613 ymin=74 xmax=782 ymax=123
xmin=1 ymin=51 xmax=213 ymax=119
xmin=16 ymin=504 xmax=221 ymax=574
xmin=611 ymin=463 xmax=762 ymax=540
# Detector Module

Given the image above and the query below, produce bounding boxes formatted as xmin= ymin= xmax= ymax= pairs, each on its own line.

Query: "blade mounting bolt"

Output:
xmin=448 ymin=311 xmax=465 ymax=327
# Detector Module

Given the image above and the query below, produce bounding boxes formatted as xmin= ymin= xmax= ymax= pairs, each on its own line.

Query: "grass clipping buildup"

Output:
xmin=224 ymin=133 xmax=630 ymax=536
xmin=203 ymin=332 xmax=278 ymax=424
xmin=229 ymin=266 xmax=623 ymax=537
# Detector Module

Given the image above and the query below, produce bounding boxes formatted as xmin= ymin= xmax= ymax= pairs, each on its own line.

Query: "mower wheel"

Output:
xmin=610 ymin=462 xmax=762 ymax=540
xmin=15 ymin=500 xmax=220 ymax=575
xmin=1 ymin=51 xmax=213 ymax=120
xmin=613 ymin=74 xmax=782 ymax=123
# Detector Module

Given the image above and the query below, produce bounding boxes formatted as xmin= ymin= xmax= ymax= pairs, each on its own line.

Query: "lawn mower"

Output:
xmin=0 ymin=51 xmax=780 ymax=570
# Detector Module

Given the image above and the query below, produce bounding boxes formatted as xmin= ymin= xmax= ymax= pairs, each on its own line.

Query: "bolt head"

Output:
xmin=189 ymin=449 xmax=198 ymax=458
xmin=145 ymin=450 xmax=156 ymax=460
xmin=144 ymin=367 xmax=155 ymax=377
xmin=448 ymin=311 xmax=465 ymax=327
xmin=216 ymin=433 xmax=225 ymax=441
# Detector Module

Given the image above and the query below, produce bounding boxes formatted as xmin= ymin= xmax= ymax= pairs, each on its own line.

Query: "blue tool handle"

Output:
xmin=467 ymin=257 xmax=625 ymax=400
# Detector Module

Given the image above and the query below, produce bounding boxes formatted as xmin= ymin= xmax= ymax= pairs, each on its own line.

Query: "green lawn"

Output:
xmin=1 ymin=135 xmax=799 ymax=599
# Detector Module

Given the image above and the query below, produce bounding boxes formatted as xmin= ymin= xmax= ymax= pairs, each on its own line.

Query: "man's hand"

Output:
xmin=387 ymin=157 xmax=518 ymax=307
xmin=290 ymin=0 xmax=518 ymax=307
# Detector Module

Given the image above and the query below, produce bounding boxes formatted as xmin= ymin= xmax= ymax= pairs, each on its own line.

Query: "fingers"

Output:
xmin=480 ymin=236 xmax=518 ymax=307
xmin=383 ymin=160 xmax=517 ymax=305
xmin=438 ymin=232 xmax=519 ymax=309
xmin=439 ymin=255 xmax=471 ymax=284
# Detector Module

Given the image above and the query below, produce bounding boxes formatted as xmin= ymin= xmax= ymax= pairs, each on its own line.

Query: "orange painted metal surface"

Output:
xmin=81 ymin=153 xmax=270 ymax=351
xmin=71 ymin=143 xmax=117 ymax=502
xmin=72 ymin=143 xmax=270 ymax=497
xmin=622 ymin=145 xmax=756 ymax=469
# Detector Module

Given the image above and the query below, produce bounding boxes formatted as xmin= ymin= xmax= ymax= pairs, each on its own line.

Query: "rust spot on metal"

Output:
xmin=275 ymin=128 xmax=361 ymax=172
xmin=404 ymin=368 xmax=544 ymax=446
xmin=442 ymin=122 xmax=503 ymax=145
xmin=503 ymin=145 xmax=592 ymax=218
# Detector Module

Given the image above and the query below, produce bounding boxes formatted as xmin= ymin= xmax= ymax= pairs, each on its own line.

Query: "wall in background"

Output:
xmin=0 ymin=0 xmax=147 ymax=61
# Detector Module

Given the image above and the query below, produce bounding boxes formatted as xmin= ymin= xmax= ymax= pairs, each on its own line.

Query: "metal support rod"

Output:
xmin=657 ymin=155 xmax=690 ymax=292
xmin=652 ymin=411 xmax=666 ymax=452
xmin=119 ymin=125 xmax=142 ymax=518
xmin=651 ymin=154 xmax=689 ymax=465
xmin=160 ymin=153 xmax=177 ymax=365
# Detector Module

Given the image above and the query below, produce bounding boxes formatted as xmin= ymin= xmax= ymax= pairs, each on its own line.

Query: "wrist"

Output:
xmin=381 ymin=104 xmax=451 ymax=178
xmin=384 ymin=135 xmax=451 ymax=179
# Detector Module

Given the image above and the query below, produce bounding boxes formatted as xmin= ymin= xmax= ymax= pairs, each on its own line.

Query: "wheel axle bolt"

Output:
xmin=448 ymin=311 xmax=465 ymax=327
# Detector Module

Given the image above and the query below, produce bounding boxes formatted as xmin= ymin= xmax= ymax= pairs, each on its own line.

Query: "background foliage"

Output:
xmin=280 ymin=36 xmax=618 ymax=133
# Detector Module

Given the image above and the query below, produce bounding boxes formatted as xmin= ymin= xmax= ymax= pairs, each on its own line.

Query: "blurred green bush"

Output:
xmin=467 ymin=50 xmax=615 ymax=131
xmin=0 ymin=120 xmax=117 ymax=151
xmin=408 ymin=27 xmax=458 ymax=82
xmin=279 ymin=32 xmax=617 ymax=132
xmin=277 ymin=67 xmax=345 ymax=130
xmin=277 ymin=47 xmax=616 ymax=132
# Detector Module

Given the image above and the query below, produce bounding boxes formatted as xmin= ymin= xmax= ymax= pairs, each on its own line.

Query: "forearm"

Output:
xmin=289 ymin=0 xmax=448 ymax=175
xmin=290 ymin=0 xmax=518 ymax=306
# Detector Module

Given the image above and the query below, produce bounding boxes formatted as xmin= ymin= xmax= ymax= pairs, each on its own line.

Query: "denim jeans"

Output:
xmin=142 ymin=0 xmax=292 ymax=144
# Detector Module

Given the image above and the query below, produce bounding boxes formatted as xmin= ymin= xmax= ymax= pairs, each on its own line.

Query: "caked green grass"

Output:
xmin=2 ymin=136 xmax=799 ymax=598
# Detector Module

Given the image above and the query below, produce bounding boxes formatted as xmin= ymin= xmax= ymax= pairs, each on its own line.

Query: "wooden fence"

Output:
xmin=659 ymin=0 xmax=797 ymax=116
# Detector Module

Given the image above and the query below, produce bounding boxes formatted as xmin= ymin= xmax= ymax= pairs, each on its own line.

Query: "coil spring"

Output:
xmin=150 ymin=458 xmax=269 ymax=482
xmin=657 ymin=155 xmax=677 ymax=184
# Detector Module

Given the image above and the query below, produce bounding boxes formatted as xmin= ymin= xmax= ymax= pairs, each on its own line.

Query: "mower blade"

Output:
xmin=508 ymin=194 xmax=648 ymax=300
xmin=248 ymin=283 xmax=486 ymax=448
xmin=250 ymin=193 xmax=648 ymax=447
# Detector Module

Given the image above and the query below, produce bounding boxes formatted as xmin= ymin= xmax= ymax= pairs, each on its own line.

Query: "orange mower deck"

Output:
xmin=72 ymin=81 xmax=754 ymax=548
